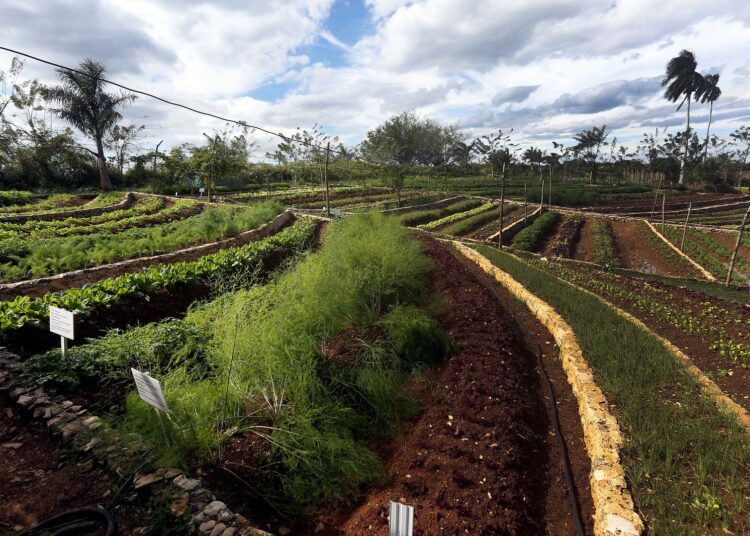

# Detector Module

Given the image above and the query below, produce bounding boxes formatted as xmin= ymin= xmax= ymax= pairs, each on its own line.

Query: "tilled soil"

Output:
xmin=337 ymin=237 xmax=585 ymax=535
xmin=610 ymin=219 xmax=696 ymax=277
xmin=572 ymin=218 xmax=595 ymax=263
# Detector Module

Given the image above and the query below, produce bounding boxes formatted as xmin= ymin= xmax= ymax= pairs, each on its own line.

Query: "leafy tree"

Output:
xmin=661 ymin=50 xmax=704 ymax=184
xmin=106 ymin=123 xmax=145 ymax=175
xmin=695 ymin=73 xmax=721 ymax=164
xmin=472 ymin=129 xmax=516 ymax=180
xmin=730 ymin=126 xmax=750 ymax=189
xmin=573 ymin=125 xmax=609 ymax=183
xmin=46 ymin=59 xmax=136 ymax=189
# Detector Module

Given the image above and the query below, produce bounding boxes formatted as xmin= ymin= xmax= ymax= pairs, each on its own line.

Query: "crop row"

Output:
xmin=419 ymin=202 xmax=494 ymax=229
xmin=395 ymin=198 xmax=482 ymax=226
xmin=591 ymin=219 xmax=620 ymax=267
xmin=0 ymin=201 xmax=284 ymax=282
xmin=510 ymin=211 xmax=560 ymax=251
xmin=473 ymin=245 xmax=750 ymax=533
xmin=0 ymin=217 xmax=317 ymax=335
xmin=24 ymin=214 xmax=450 ymax=513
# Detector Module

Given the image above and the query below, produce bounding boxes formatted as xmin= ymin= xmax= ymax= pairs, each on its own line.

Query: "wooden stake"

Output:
xmin=524 ymin=181 xmax=528 ymax=223
xmin=726 ymin=204 xmax=750 ymax=286
xmin=498 ymin=176 xmax=505 ymax=248
xmin=540 ymin=178 xmax=545 ymax=213
xmin=650 ymin=175 xmax=663 ymax=221
xmin=680 ymin=202 xmax=692 ymax=252
xmin=323 ymin=142 xmax=331 ymax=217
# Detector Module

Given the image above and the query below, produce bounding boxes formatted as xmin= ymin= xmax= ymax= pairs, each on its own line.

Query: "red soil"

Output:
xmin=336 ymin=237 xmax=586 ymax=535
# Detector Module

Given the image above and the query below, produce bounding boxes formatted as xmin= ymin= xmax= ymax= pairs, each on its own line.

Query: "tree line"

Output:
xmin=1 ymin=52 xmax=749 ymax=193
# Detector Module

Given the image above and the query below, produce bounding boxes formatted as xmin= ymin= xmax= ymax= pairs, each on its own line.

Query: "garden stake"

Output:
xmin=680 ymin=202 xmax=692 ymax=251
xmin=498 ymin=175 xmax=505 ymax=248
xmin=539 ymin=178 xmax=545 ymax=213
xmin=726 ymin=204 xmax=750 ymax=286
xmin=524 ymin=181 xmax=528 ymax=223
xmin=324 ymin=141 xmax=331 ymax=217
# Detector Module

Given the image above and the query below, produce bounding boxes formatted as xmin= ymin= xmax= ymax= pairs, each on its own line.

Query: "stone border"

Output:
xmin=0 ymin=348 xmax=273 ymax=536
xmin=643 ymin=220 xmax=716 ymax=281
xmin=0 ymin=210 xmax=293 ymax=300
xmin=0 ymin=192 xmax=135 ymax=223
xmin=452 ymin=242 xmax=644 ymax=536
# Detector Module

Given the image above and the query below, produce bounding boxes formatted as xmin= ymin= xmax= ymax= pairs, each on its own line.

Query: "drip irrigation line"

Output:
xmin=535 ymin=340 xmax=586 ymax=536
xmin=0 ymin=45 xmax=385 ymax=166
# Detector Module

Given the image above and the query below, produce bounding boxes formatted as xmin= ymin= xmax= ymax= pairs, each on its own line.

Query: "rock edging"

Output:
xmin=0 ymin=349 xmax=273 ymax=536
xmin=452 ymin=242 xmax=644 ymax=536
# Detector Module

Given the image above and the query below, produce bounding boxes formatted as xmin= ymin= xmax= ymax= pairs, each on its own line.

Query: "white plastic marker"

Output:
xmin=389 ymin=501 xmax=414 ymax=536
xmin=49 ymin=306 xmax=74 ymax=357
xmin=131 ymin=368 xmax=171 ymax=443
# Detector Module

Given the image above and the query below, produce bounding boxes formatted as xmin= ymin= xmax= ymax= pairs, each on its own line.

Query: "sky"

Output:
xmin=2 ymin=0 xmax=750 ymax=158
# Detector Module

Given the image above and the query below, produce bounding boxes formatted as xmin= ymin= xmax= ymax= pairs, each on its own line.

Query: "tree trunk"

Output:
xmin=95 ymin=136 xmax=112 ymax=190
xmin=679 ymin=93 xmax=691 ymax=185
xmin=702 ymin=101 xmax=713 ymax=164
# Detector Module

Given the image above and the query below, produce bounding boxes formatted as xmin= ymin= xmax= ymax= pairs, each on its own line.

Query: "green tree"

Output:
xmin=695 ymin=73 xmax=721 ymax=164
xmin=661 ymin=50 xmax=704 ymax=184
xmin=573 ymin=125 xmax=609 ymax=183
xmin=46 ymin=59 xmax=136 ymax=189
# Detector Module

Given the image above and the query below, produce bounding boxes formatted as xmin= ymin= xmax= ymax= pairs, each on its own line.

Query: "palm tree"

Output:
xmin=46 ymin=59 xmax=135 ymax=189
xmin=661 ymin=50 xmax=704 ymax=185
xmin=696 ymin=73 xmax=721 ymax=164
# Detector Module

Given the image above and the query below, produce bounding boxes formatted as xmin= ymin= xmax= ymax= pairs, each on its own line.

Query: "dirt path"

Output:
xmin=572 ymin=218 xmax=595 ymax=263
xmin=336 ymin=237 xmax=590 ymax=535
xmin=610 ymin=219 xmax=695 ymax=277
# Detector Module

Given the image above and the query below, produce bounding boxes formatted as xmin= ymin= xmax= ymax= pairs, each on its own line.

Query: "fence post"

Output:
xmin=726 ymin=204 xmax=750 ymax=286
xmin=680 ymin=202 xmax=692 ymax=251
xmin=324 ymin=142 xmax=331 ymax=217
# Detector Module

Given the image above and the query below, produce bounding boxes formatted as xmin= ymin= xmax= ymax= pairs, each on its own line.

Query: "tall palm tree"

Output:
xmin=696 ymin=73 xmax=721 ymax=164
xmin=661 ymin=50 xmax=704 ymax=185
xmin=46 ymin=59 xmax=135 ymax=189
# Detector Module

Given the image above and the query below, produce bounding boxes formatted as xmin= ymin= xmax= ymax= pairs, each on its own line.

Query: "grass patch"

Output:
xmin=473 ymin=244 xmax=750 ymax=534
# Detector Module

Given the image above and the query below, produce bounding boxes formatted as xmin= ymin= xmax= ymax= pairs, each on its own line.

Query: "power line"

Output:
xmin=0 ymin=45 xmax=366 ymax=161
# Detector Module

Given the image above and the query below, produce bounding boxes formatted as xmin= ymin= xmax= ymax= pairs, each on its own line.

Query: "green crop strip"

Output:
xmin=0 ymin=218 xmax=316 ymax=337
xmin=419 ymin=202 xmax=494 ymax=229
xmin=473 ymin=245 xmax=750 ymax=534
xmin=591 ymin=218 xmax=621 ymax=267
xmin=510 ymin=210 xmax=560 ymax=251
xmin=28 ymin=214 xmax=451 ymax=514
xmin=0 ymin=201 xmax=284 ymax=282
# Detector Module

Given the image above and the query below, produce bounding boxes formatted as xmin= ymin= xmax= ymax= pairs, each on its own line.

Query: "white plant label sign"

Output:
xmin=131 ymin=368 xmax=170 ymax=413
xmin=49 ymin=306 xmax=75 ymax=340
xmin=389 ymin=501 xmax=414 ymax=536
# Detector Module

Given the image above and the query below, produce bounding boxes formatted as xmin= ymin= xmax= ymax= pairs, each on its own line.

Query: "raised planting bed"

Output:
xmin=510 ymin=211 xmax=561 ymax=252
xmin=0 ymin=217 xmax=317 ymax=355
xmin=609 ymin=219 xmax=699 ymax=278
xmin=0 ymin=201 xmax=285 ymax=284
xmin=471 ymin=245 xmax=750 ymax=534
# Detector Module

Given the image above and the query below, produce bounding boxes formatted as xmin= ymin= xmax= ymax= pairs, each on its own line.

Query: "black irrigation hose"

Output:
xmin=21 ymin=507 xmax=117 ymax=536
xmin=535 ymin=341 xmax=586 ymax=536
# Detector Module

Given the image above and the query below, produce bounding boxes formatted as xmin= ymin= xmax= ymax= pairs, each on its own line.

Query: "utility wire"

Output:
xmin=0 ymin=45 xmax=374 ymax=162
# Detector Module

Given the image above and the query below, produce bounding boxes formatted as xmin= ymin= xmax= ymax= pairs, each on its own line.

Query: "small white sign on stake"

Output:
xmin=389 ymin=501 xmax=414 ymax=536
xmin=49 ymin=306 xmax=74 ymax=356
xmin=131 ymin=368 xmax=170 ymax=414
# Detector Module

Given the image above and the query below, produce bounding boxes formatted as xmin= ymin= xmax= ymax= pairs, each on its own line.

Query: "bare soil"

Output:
xmin=572 ymin=218 xmax=595 ymax=263
xmin=610 ymin=219 xmax=695 ymax=277
xmin=0 ymin=399 xmax=141 ymax=534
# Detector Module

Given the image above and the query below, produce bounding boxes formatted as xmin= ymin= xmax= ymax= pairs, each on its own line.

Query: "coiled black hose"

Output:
xmin=21 ymin=507 xmax=117 ymax=536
